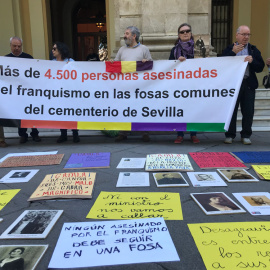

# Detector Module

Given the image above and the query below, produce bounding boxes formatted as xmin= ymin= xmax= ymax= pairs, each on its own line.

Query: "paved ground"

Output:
xmin=0 ymin=131 xmax=270 ymax=270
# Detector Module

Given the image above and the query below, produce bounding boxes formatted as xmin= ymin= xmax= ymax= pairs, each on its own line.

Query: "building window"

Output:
xmin=211 ymin=0 xmax=233 ymax=56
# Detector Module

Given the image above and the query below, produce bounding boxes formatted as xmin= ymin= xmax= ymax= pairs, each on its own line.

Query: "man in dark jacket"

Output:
xmin=5 ymin=37 xmax=41 ymax=144
xmin=222 ymin=25 xmax=264 ymax=145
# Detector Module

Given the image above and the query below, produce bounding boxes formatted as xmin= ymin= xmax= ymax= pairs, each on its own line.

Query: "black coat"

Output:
xmin=222 ymin=43 xmax=265 ymax=89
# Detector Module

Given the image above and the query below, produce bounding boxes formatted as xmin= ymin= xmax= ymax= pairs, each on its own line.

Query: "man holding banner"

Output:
xmin=5 ymin=37 xmax=41 ymax=144
xmin=113 ymin=26 xmax=153 ymax=142
xmin=222 ymin=25 xmax=264 ymax=145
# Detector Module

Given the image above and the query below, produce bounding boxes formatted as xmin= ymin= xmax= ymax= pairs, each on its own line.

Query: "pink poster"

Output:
xmin=189 ymin=152 xmax=247 ymax=169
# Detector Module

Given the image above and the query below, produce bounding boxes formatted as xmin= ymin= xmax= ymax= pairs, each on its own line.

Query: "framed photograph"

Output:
xmin=187 ymin=172 xmax=227 ymax=187
xmin=217 ymin=169 xmax=259 ymax=182
xmin=233 ymin=192 xmax=270 ymax=215
xmin=0 ymin=169 xmax=39 ymax=183
xmin=0 ymin=210 xmax=63 ymax=239
xmin=0 ymin=245 xmax=48 ymax=270
xmin=190 ymin=192 xmax=246 ymax=215
xmin=153 ymin=172 xmax=189 ymax=187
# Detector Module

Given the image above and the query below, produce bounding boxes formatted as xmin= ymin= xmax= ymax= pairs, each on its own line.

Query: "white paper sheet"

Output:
xmin=49 ymin=218 xmax=180 ymax=268
xmin=116 ymin=172 xmax=149 ymax=187
xmin=117 ymin=158 xmax=146 ymax=169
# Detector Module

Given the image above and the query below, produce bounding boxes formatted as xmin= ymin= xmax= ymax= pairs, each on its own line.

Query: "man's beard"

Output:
xmin=124 ymin=37 xmax=132 ymax=46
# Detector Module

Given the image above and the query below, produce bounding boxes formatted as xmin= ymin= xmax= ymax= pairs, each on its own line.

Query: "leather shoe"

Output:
xmin=73 ymin=134 xmax=80 ymax=143
xmin=0 ymin=141 xmax=7 ymax=147
xmin=191 ymin=136 xmax=200 ymax=144
xmin=174 ymin=136 xmax=184 ymax=144
xmin=115 ymin=134 xmax=127 ymax=142
xmin=32 ymin=135 xmax=41 ymax=142
xmin=57 ymin=136 xmax=67 ymax=143
xmin=142 ymin=133 xmax=150 ymax=142
xmin=20 ymin=136 xmax=28 ymax=143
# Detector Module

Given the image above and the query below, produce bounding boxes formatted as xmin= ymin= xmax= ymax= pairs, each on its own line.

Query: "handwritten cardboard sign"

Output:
xmin=48 ymin=218 xmax=180 ymax=268
xmin=28 ymin=172 xmax=96 ymax=201
xmin=188 ymin=222 xmax=270 ymax=269
xmin=0 ymin=189 xmax=20 ymax=211
xmin=87 ymin=192 xmax=183 ymax=220
xmin=252 ymin=165 xmax=270 ymax=180
xmin=145 ymin=154 xmax=193 ymax=172
xmin=189 ymin=152 xmax=247 ymax=169
xmin=0 ymin=154 xmax=64 ymax=168
xmin=64 ymin=152 xmax=110 ymax=169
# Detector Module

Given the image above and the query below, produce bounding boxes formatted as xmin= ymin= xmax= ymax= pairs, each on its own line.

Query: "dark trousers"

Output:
xmin=18 ymin=128 xmax=39 ymax=138
xmin=177 ymin=131 xmax=197 ymax=137
xmin=60 ymin=129 xmax=78 ymax=137
xmin=225 ymin=79 xmax=255 ymax=139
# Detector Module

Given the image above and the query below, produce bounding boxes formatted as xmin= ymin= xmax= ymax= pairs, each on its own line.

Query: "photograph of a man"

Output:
xmin=154 ymin=172 xmax=188 ymax=186
xmin=218 ymin=169 xmax=256 ymax=181
xmin=195 ymin=174 xmax=215 ymax=181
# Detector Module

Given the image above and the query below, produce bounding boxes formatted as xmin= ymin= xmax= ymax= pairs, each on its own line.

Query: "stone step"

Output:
xmin=237 ymin=115 xmax=270 ymax=127
xmin=255 ymin=89 xmax=270 ymax=97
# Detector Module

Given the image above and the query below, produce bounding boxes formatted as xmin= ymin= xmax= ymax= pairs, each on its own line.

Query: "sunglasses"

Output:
xmin=179 ymin=29 xmax=191 ymax=34
xmin=52 ymin=47 xmax=57 ymax=51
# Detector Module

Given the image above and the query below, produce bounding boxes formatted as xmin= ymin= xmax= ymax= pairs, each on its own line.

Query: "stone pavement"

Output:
xmin=0 ymin=131 xmax=270 ymax=270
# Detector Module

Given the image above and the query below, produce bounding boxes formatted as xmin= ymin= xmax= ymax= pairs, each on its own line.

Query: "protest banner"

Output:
xmin=87 ymin=191 xmax=183 ymax=220
xmin=0 ymin=56 xmax=247 ymax=131
xmin=49 ymin=218 xmax=180 ymax=268
xmin=188 ymin=222 xmax=270 ymax=269
xmin=0 ymin=189 xmax=20 ymax=211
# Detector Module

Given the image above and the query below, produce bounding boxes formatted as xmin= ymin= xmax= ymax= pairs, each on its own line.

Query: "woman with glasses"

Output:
xmin=169 ymin=23 xmax=200 ymax=144
xmin=52 ymin=42 xmax=80 ymax=143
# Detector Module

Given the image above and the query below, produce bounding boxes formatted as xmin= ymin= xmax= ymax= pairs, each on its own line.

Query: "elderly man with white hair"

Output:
xmin=222 ymin=25 xmax=264 ymax=145
xmin=5 ymin=37 xmax=41 ymax=144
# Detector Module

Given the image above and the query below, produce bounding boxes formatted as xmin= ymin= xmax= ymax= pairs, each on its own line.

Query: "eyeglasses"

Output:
xmin=238 ymin=33 xmax=251 ymax=37
xmin=52 ymin=47 xmax=57 ymax=51
xmin=179 ymin=29 xmax=191 ymax=34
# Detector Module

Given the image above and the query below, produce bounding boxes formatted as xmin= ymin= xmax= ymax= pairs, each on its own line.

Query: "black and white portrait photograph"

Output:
xmin=191 ymin=192 xmax=245 ymax=215
xmin=187 ymin=172 xmax=227 ymax=187
xmin=0 ymin=170 xmax=39 ymax=183
xmin=0 ymin=245 xmax=48 ymax=270
xmin=217 ymin=169 xmax=259 ymax=182
xmin=0 ymin=210 xmax=63 ymax=239
xmin=153 ymin=172 xmax=189 ymax=187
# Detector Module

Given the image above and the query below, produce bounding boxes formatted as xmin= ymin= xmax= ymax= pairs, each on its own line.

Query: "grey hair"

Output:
xmin=236 ymin=25 xmax=250 ymax=33
xmin=10 ymin=36 xmax=23 ymax=44
xmin=126 ymin=26 xmax=140 ymax=42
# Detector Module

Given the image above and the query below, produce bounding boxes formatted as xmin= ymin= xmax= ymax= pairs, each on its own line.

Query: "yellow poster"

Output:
xmin=188 ymin=222 xmax=270 ymax=269
xmin=87 ymin=191 xmax=183 ymax=220
xmin=252 ymin=165 xmax=270 ymax=180
xmin=0 ymin=189 xmax=20 ymax=211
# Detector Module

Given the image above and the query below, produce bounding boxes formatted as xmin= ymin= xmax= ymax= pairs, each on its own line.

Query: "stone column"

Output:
xmin=112 ymin=0 xmax=213 ymax=59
